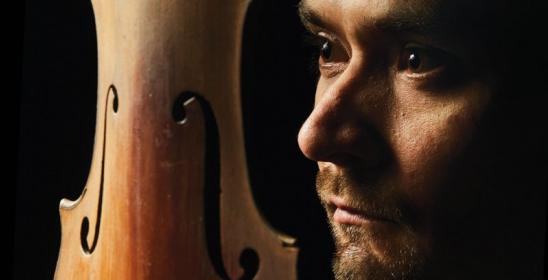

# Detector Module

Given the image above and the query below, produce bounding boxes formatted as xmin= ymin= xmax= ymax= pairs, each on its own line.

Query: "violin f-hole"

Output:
xmin=80 ymin=86 xmax=118 ymax=254
xmin=239 ymin=248 xmax=260 ymax=280
xmin=172 ymin=91 xmax=197 ymax=124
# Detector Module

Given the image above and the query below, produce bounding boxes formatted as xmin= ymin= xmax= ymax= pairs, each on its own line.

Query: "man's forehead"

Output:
xmin=300 ymin=0 xmax=494 ymax=13
xmin=299 ymin=0 xmax=505 ymax=41
xmin=300 ymin=0 xmax=444 ymax=40
xmin=300 ymin=0 xmax=439 ymax=20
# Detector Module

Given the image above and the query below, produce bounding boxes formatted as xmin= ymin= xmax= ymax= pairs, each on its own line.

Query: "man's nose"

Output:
xmin=297 ymin=69 xmax=386 ymax=167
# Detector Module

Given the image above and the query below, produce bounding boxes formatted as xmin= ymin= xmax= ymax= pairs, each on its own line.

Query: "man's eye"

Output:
xmin=320 ymin=41 xmax=332 ymax=60
xmin=398 ymin=46 xmax=445 ymax=74
xmin=317 ymin=38 xmax=348 ymax=68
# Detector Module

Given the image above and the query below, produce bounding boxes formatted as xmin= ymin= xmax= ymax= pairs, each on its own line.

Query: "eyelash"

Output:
xmin=397 ymin=44 xmax=466 ymax=90
xmin=303 ymin=32 xmax=348 ymax=77
xmin=303 ymin=33 xmax=323 ymax=76
xmin=303 ymin=32 xmax=456 ymax=84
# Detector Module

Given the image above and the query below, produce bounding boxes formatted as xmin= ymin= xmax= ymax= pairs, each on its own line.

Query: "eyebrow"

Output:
xmin=298 ymin=1 xmax=445 ymax=37
xmin=297 ymin=1 xmax=326 ymax=31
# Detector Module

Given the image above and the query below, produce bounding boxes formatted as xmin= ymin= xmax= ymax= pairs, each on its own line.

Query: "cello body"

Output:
xmin=54 ymin=0 xmax=297 ymax=278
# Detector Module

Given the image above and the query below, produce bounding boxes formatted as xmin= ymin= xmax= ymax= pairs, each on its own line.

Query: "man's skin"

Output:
xmin=296 ymin=0 xmax=546 ymax=279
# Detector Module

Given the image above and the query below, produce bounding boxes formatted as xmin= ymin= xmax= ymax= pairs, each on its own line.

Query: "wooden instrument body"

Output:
xmin=55 ymin=0 xmax=297 ymax=278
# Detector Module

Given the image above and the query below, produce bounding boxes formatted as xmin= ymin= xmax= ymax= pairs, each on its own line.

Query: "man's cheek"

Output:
xmin=390 ymin=102 xmax=482 ymax=210
xmin=392 ymin=84 xmax=491 ymax=180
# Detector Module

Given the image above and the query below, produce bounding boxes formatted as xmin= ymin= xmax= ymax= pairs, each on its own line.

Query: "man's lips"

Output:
xmin=329 ymin=196 xmax=396 ymax=225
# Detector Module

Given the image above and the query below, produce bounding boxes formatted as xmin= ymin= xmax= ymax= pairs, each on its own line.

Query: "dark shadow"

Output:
xmin=17 ymin=0 xmax=98 ymax=278
xmin=173 ymin=91 xmax=230 ymax=280
xmin=241 ymin=0 xmax=334 ymax=279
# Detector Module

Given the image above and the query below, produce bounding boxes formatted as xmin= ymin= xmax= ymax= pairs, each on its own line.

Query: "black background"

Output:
xmin=17 ymin=0 xmax=333 ymax=279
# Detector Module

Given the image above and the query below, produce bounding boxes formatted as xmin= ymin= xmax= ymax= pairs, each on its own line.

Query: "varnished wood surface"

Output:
xmin=55 ymin=0 xmax=298 ymax=279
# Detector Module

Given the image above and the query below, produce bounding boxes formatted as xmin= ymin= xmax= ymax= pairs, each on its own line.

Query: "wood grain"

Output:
xmin=54 ymin=0 xmax=298 ymax=279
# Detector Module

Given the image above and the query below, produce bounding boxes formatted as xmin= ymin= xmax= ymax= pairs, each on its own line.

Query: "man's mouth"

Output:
xmin=329 ymin=196 xmax=397 ymax=225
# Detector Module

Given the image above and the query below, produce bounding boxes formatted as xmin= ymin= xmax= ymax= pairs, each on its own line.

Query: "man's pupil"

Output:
xmin=320 ymin=41 xmax=331 ymax=60
xmin=409 ymin=52 xmax=421 ymax=70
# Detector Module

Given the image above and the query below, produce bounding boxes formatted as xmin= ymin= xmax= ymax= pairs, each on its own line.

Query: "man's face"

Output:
xmin=297 ymin=0 xmax=544 ymax=279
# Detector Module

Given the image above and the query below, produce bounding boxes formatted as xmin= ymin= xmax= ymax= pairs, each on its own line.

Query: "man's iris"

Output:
xmin=320 ymin=41 xmax=332 ymax=60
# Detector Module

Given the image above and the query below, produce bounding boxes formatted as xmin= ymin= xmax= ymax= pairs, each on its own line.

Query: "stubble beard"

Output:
xmin=330 ymin=220 xmax=422 ymax=280
xmin=317 ymin=170 xmax=426 ymax=280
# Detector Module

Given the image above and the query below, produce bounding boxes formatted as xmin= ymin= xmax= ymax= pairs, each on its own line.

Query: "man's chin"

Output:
xmin=330 ymin=222 xmax=425 ymax=280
